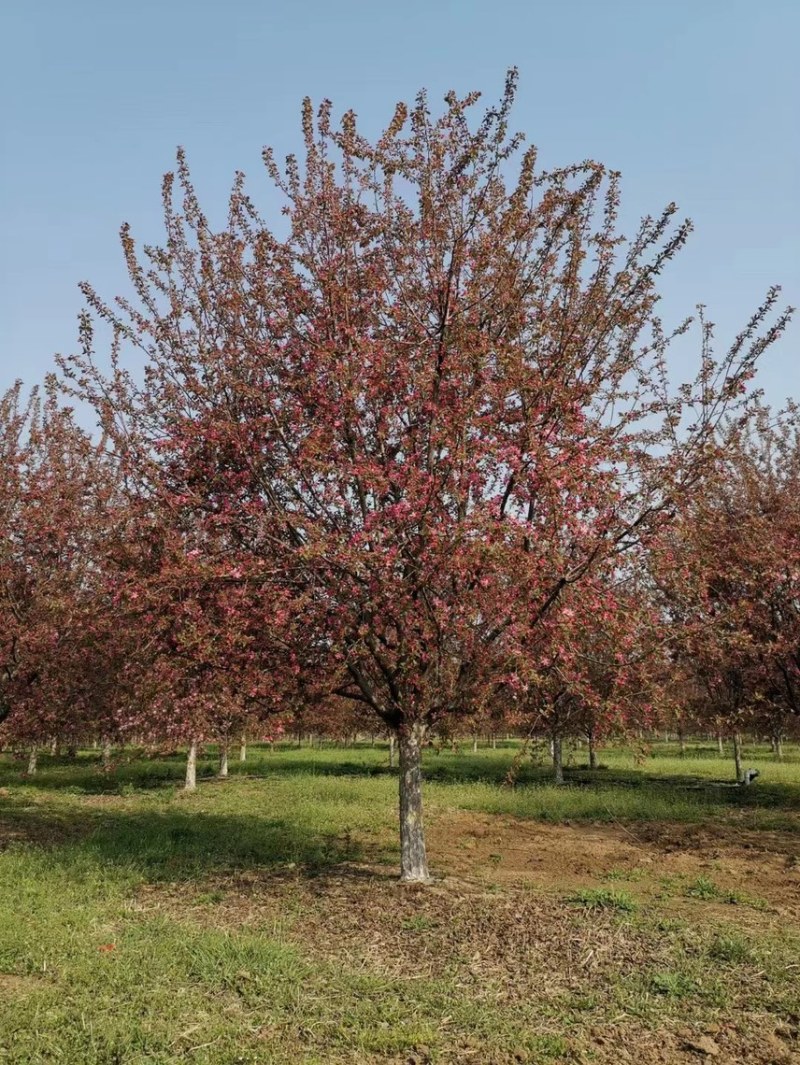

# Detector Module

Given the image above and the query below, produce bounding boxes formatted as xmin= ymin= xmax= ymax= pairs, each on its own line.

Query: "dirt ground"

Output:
xmin=428 ymin=810 xmax=800 ymax=921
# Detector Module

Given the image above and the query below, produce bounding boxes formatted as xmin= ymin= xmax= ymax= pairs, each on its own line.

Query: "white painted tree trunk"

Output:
xmin=27 ymin=746 xmax=37 ymax=775
xmin=398 ymin=724 xmax=430 ymax=883
xmin=185 ymin=740 xmax=198 ymax=792
xmin=717 ymin=733 xmax=724 ymax=757
xmin=472 ymin=735 xmax=478 ymax=753
xmin=102 ymin=737 xmax=113 ymax=771
xmin=239 ymin=734 xmax=247 ymax=762
xmin=389 ymin=734 xmax=396 ymax=768
xmin=218 ymin=740 xmax=229 ymax=778
xmin=733 ymin=733 xmax=744 ymax=784
xmin=552 ymin=734 xmax=564 ymax=785
xmin=588 ymin=733 xmax=598 ymax=770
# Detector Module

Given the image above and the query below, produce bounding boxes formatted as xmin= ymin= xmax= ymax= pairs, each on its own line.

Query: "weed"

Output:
xmin=194 ymin=889 xmax=226 ymax=905
xmin=685 ymin=876 xmax=721 ymax=900
xmin=401 ymin=915 xmax=434 ymax=932
xmin=707 ymin=933 xmax=753 ymax=963
xmin=684 ymin=877 xmax=770 ymax=909
xmin=604 ymin=867 xmax=646 ymax=883
xmin=566 ymin=888 xmax=637 ymax=913
xmin=650 ymin=970 xmax=695 ymax=997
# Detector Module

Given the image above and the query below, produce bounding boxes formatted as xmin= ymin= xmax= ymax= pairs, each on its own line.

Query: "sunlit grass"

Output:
xmin=0 ymin=738 xmax=798 ymax=1062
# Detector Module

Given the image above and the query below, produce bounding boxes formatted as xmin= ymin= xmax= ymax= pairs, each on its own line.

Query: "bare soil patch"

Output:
xmin=427 ymin=810 xmax=800 ymax=919
xmin=0 ymin=973 xmax=43 ymax=997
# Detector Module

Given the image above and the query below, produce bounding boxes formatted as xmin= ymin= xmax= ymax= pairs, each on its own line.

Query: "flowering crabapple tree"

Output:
xmin=507 ymin=566 xmax=664 ymax=780
xmin=101 ymin=501 xmax=296 ymax=789
xmin=65 ymin=71 xmax=790 ymax=881
xmin=0 ymin=379 xmax=120 ymax=769
xmin=652 ymin=404 xmax=800 ymax=780
xmin=0 ymin=383 xmax=30 ymax=734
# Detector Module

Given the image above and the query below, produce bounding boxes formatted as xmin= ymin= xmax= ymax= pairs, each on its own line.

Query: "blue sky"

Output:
xmin=1 ymin=0 xmax=798 ymax=404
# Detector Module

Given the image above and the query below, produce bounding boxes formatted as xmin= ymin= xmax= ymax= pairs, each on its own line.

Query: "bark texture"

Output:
xmin=553 ymin=734 xmax=564 ymax=784
xmin=733 ymin=732 xmax=744 ymax=784
xmin=398 ymin=724 xmax=430 ymax=883
xmin=185 ymin=740 xmax=198 ymax=791
xmin=588 ymin=733 xmax=598 ymax=770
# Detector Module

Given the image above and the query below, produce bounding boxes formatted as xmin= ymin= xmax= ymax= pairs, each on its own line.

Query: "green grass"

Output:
xmin=0 ymin=738 xmax=798 ymax=1062
xmin=566 ymin=888 xmax=638 ymax=913
xmin=707 ymin=932 xmax=754 ymax=963
xmin=684 ymin=879 xmax=770 ymax=910
xmin=648 ymin=970 xmax=697 ymax=999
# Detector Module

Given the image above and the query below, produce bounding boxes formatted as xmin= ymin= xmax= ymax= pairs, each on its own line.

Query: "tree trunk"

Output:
xmin=588 ymin=732 xmax=598 ymax=770
xmin=398 ymin=724 xmax=430 ymax=883
xmin=26 ymin=746 xmax=37 ymax=776
xmin=776 ymin=735 xmax=784 ymax=761
xmin=491 ymin=734 xmax=497 ymax=750
xmin=50 ymin=736 xmax=59 ymax=757
xmin=717 ymin=733 xmax=724 ymax=757
xmin=472 ymin=735 xmax=478 ymax=753
xmin=553 ymin=734 xmax=564 ymax=785
xmin=733 ymin=732 xmax=744 ymax=784
xmin=389 ymin=734 xmax=396 ymax=769
xmin=102 ymin=737 xmax=113 ymax=771
xmin=218 ymin=740 xmax=229 ymax=779
xmin=678 ymin=728 xmax=686 ymax=757
xmin=239 ymin=734 xmax=247 ymax=762
xmin=185 ymin=740 xmax=198 ymax=792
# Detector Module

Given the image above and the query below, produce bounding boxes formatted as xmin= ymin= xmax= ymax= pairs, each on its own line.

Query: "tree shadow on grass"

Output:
xmin=3 ymin=746 xmax=800 ymax=822
xmin=221 ymin=750 xmax=800 ymax=820
xmin=551 ymin=765 xmax=800 ymax=812
xmin=0 ymin=791 xmax=382 ymax=884
xmin=233 ymin=749 xmax=800 ymax=812
xmin=0 ymin=752 xmax=210 ymax=795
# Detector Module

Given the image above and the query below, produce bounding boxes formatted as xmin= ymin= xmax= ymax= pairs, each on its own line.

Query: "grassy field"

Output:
xmin=0 ymin=739 xmax=799 ymax=1064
